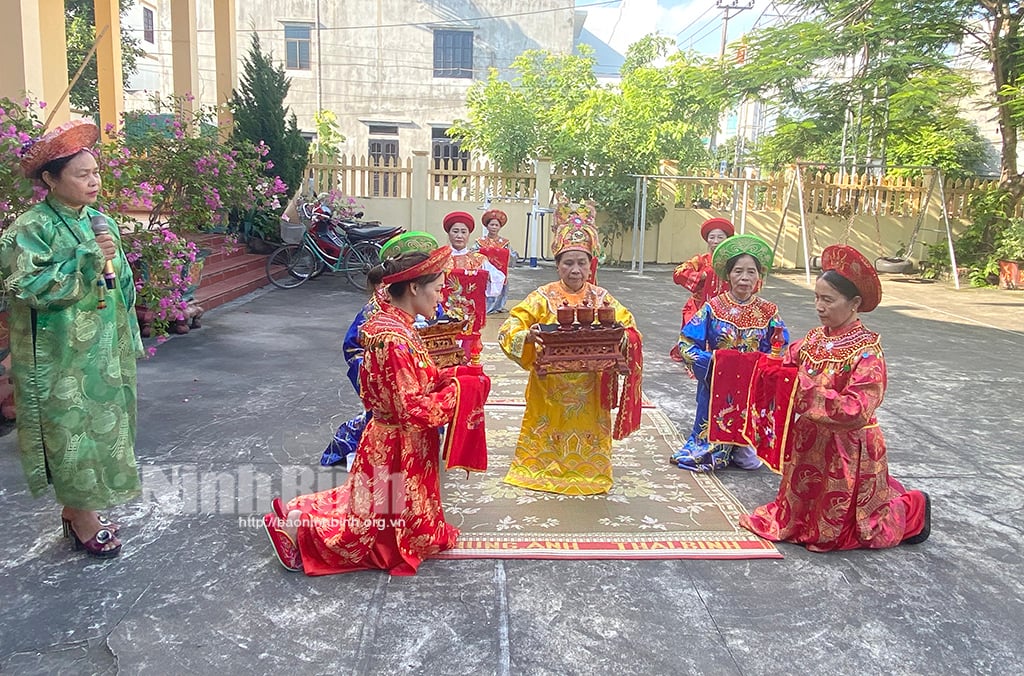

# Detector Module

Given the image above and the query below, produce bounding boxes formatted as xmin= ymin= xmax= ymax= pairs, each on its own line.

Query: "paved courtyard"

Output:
xmin=1 ymin=262 xmax=1022 ymax=674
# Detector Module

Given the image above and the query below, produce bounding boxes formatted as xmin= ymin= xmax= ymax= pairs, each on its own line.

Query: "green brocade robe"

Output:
xmin=0 ymin=198 xmax=143 ymax=509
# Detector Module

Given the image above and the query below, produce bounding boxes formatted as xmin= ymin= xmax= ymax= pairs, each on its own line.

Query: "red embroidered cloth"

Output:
xmin=477 ymin=246 xmax=511 ymax=276
xmin=442 ymin=268 xmax=488 ymax=333
xmin=442 ymin=364 xmax=491 ymax=473
xmin=708 ymin=349 xmax=798 ymax=472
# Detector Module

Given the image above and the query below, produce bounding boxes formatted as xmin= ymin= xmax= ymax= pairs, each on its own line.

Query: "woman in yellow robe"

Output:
xmin=497 ymin=221 xmax=642 ymax=495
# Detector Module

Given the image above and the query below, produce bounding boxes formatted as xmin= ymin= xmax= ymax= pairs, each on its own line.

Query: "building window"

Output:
xmin=368 ymin=124 xmax=399 ymax=136
xmin=369 ymin=138 xmax=400 ymax=197
xmin=142 ymin=7 xmax=155 ymax=44
xmin=433 ymin=30 xmax=473 ymax=78
xmin=432 ymin=127 xmax=469 ymax=185
xmin=285 ymin=23 xmax=312 ymax=70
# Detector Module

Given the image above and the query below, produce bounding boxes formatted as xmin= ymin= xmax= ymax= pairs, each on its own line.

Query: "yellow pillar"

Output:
xmin=0 ymin=1 xmax=71 ymax=128
xmin=94 ymin=0 xmax=124 ymax=139
xmin=40 ymin=0 xmax=71 ymax=126
xmin=0 ymin=2 xmax=44 ymax=105
xmin=213 ymin=0 xmax=238 ymax=140
xmin=171 ymin=0 xmax=200 ymax=125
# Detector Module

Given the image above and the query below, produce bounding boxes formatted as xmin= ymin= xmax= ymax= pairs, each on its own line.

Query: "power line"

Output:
xmin=687 ymin=19 xmax=723 ymax=50
xmin=679 ymin=15 xmax=722 ymax=49
xmin=675 ymin=5 xmax=717 ymax=42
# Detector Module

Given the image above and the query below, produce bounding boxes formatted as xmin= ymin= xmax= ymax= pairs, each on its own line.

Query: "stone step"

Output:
xmin=200 ymin=251 xmax=267 ymax=287
xmin=194 ymin=264 xmax=270 ymax=311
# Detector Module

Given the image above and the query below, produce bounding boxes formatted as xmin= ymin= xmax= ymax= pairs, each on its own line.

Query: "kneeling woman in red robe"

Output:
xmin=740 ymin=245 xmax=931 ymax=551
xmin=264 ymin=243 xmax=464 ymax=575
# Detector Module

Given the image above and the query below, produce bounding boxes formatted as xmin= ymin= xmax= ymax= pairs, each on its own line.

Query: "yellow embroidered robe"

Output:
xmin=497 ymin=281 xmax=638 ymax=495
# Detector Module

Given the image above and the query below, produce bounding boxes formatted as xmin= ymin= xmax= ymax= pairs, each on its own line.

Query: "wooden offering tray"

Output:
xmin=418 ymin=318 xmax=469 ymax=368
xmin=533 ymin=323 xmax=628 ymax=376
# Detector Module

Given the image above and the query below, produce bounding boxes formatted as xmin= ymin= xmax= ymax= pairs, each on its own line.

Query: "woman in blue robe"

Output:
xmin=320 ymin=291 xmax=383 ymax=467
xmin=321 ymin=232 xmax=443 ymax=468
xmin=672 ymin=234 xmax=789 ymax=472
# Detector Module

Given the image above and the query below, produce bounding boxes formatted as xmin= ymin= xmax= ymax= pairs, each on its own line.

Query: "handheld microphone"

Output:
xmin=95 ymin=278 xmax=107 ymax=310
xmin=89 ymin=214 xmax=117 ymax=290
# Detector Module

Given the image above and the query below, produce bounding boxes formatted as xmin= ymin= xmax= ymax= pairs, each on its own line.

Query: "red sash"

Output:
xmin=596 ymin=327 xmax=643 ymax=440
xmin=477 ymin=246 xmax=511 ymax=277
xmin=442 ymin=364 xmax=491 ymax=473
xmin=708 ymin=350 xmax=798 ymax=473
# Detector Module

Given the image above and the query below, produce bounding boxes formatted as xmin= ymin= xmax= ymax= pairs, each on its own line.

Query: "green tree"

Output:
xmin=230 ymin=33 xmax=308 ymax=196
xmin=65 ymin=0 xmax=142 ymax=114
xmin=562 ymin=42 xmax=728 ymax=242
xmin=451 ymin=38 xmax=730 ymax=248
xmin=450 ymin=47 xmax=599 ymax=171
xmin=309 ymin=110 xmax=345 ymax=161
xmin=735 ymin=0 xmax=1024 ymax=281
xmin=733 ymin=0 xmax=985 ymax=175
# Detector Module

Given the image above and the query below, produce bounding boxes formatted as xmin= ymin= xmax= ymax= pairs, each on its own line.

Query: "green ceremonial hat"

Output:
xmin=378 ymin=231 xmax=439 ymax=262
xmin=711 ymin=233 xmax=774 ymax=280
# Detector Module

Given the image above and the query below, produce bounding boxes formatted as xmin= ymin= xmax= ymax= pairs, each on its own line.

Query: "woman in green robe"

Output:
xmin=0 ymin=120 xmax=142 ymax=558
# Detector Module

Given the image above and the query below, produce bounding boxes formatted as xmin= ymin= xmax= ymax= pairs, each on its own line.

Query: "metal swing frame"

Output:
xmin=770 ymin=162 xmax=961 ymax=289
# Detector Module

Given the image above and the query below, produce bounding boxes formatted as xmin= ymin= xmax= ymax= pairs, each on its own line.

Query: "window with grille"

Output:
xmin=369 ymin=139 xmax=400 ymax=197
xmin=433 ymin=30 xmax=473 ymax=78
xmin=431 ymin=127 xmax=469 ymax=185
xmin=142 ymin=7 xmax=155 ymax=44
xmin=285 ymin=24 xmax=312 ymax=70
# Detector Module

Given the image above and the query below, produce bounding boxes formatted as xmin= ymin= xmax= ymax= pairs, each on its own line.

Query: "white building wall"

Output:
xmin=122 ymin=1 xmax=575 ymax=157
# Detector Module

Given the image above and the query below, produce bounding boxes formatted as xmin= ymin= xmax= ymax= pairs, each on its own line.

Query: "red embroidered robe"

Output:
xmin=740 ymin=321 xmax=926 ymax=551
xmin=287 ymin=302 xmax=459 ymax=576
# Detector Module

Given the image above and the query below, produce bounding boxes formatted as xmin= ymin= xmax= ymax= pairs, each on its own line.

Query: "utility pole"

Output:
xmin=712 ymin=0 xmax=753 ymax=160
xmin=716 ymin=0 xmax=754 ymax=217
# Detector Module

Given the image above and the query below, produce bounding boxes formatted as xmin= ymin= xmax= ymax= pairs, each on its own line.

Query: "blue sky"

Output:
xmin=577 ymin=0 xmax=764 ymax=59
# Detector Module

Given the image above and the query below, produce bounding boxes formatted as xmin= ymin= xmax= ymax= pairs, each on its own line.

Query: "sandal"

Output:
xmin=62 ymin=513 xmax=120 ymax=536
xmin=263 ymin=513 xmax=302 ymax=572
xmin=62 ymin=520 xmax=122 ymax=558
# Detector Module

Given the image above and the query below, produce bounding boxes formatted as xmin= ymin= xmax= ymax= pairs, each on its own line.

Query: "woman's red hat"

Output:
xmin=443 ymin=211 xmax=476 ymax=233
xmin=20 ymin=120 xmax=99 ymax=179
xmin=700 ymin=217 xmax=735 ymax=241
xmin=481 ymin=209 xmax=507 ymax=227
xmin=820 ymin=244 xmax=882 ymax=312
xmin=382 ymin=246 xmax=452 ymax=285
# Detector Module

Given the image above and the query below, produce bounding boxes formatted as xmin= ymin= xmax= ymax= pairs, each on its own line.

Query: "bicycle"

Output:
xmin=266 ymin=215 xmax=403 ymax=291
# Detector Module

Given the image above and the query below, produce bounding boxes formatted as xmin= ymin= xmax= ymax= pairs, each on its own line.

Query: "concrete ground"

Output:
xmin=1 ymin=262 xmax=1022 ymax=675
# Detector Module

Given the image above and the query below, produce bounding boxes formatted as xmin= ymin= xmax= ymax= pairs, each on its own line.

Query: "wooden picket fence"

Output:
xmin=427 ymin=158 xmax=536 ymax=201
xmin=303 ymin=154 xmax=1005 ymax=220
xmin=304 ymin=153 xmax=413 ymax=199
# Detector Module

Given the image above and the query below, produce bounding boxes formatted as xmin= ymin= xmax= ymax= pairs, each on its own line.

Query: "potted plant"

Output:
xmin=996 ymin=219 xmax=1024 ymax=290
xmin=124 ymin=228 xmax=201 ymax=340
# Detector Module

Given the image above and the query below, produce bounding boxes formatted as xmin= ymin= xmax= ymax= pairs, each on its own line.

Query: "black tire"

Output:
xmin=265 ymin=244 xmax=314 ymax=289
xmin=810 ymin=255 xmax=822 ymax=270
xmin=874 ymin=256 xmax=915 ymax=274
xmin=343 ymin=241 xmax=382 ymax=291
xmin=309 ymin=258 xmax=328 ymax=279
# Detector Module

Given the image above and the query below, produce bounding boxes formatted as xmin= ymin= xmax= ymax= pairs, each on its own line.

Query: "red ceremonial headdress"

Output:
xmin=443 ymin=211 xmax=476 ymax=233
xmin=820 ymin=244 xmax=882 ymax=313
xmin=20 ymin=120 xmax=100 ymax=179
xmin=382 ymin=245 xmax=452 ymax=285
xmin=700 ymin=217 xmax=735 ymax=242
xmin=481 ymin=209 xmax=507 ymax=227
